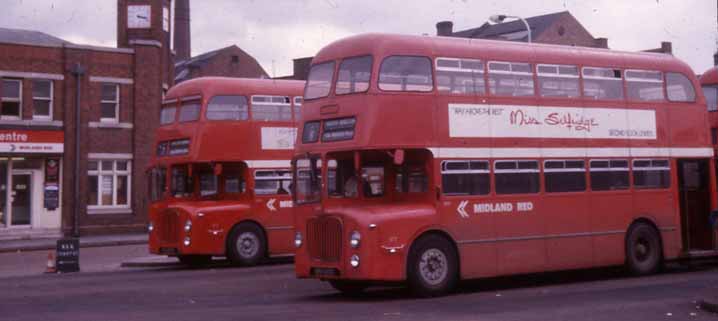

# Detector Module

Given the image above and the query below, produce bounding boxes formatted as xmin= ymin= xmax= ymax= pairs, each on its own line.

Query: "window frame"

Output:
xmin=487 ymin=60 xmax=535 ymax=97
xmin=304 ymin=61 xmax=336 ymax=101
xmin=32 ymin=79 xmax=53 ymax=120
xmin=665 ymin=72 xmax=697 ymax=103
xmin=536 ymin=63 xmax=580 ymax=98
xmin=440 ymin=159 xmax=491 ymax=196
xmin=378 ymin=55 xmax=434 ymax=93
xmin=205 ymin=95 xmax=249 ymax=121
xmin=581 ymin=66 xmax=624 ymax=100
xmin=100 ymin=83 xmax=120 ymax=123
xmin=625 ymin=69 xmax=665 ymax=102
xmin=335 ymin=55 xmax=373 ymax=96
xmin=493 ymin=159 xmax=540 ymax=195
xmin=588 ymin=159 xmax=630 ymax=192
xmin=250 ymin=95 xmax=292 ymax=122
xmin=435 ymin=56 xmax=486 ymax=95
xmin=543 ymin=159 xmax=586 ymax=193
xmin=253 ymin=169 xmax=292 ymax=195
xmin=631 ymin=158 xmax=671 ymax=189
xmin=1 ymin=79 xmax=23 ymax=120
xmin=177 ymin=97 xmax=202 ymax=123
xmin=87 ymin=159 xmax=132 ymax=209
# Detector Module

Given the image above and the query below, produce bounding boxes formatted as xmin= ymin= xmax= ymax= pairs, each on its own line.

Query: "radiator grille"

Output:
xmin=307 ymin=216 xmax=342 ymax=262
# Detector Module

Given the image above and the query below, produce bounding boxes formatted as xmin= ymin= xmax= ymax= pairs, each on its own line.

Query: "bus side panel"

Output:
xmin=589 ymin=192 xmax=632 ymax=266
xmin=493 ymin=195 xmax=547 ymax=275
xmin=439 ymin=199 xmax=498 ymax=279
xmin=632 ymin=189 xmax=678 ymax=257
xmin=543 ymin=193 xmax=593 ymax=270
xmin=251 ymin=194 xmax=294 ymax=256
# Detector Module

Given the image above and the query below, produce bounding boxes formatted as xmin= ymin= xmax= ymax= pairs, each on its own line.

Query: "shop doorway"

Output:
xmin=10 ymin=172 xmax=32 ymax=226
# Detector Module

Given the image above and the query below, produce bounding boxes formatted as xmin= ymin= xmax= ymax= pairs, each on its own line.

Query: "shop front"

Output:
xmin=0 ymin=129 xmax=63 ymax=239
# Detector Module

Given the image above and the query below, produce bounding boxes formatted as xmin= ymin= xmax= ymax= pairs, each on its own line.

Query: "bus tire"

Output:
xmin=329 ymin=280 xmax=369 ymax=296
xmin=625 ymin=222 xmax=662 ymax=275
xmin=227 ymin=223 xmax=266 ymax=266
xmin=407 ymin=234 xmax=458 ymax=297
xmin=178 ymin=255 xmax=212 ymax=267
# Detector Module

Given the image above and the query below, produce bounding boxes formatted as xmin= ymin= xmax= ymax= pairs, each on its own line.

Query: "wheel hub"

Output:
xmin=237 ymin=232 xmax=259 ymax=258
xmin=419 ymin=248 xmax=448 ymax=286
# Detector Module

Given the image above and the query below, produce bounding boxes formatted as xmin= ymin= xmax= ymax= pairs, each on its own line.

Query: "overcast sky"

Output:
xmin=3 ymin=0 xmax=717 ymax=77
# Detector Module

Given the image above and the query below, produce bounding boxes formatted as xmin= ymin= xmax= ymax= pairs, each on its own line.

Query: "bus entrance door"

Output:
xmin=677 ymin=159 xmax=714 ymax=251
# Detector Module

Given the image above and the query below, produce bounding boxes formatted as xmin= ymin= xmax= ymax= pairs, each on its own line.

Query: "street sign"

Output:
xmin=56 ymin=238 xmax=80 ymax=273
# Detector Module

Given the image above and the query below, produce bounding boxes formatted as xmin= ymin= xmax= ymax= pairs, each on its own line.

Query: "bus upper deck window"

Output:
xmin=178 ymin=100 xmax=201 ymax=122
xmin=436 ymin=57 xmax=485 ymax=95
xmin=305 ymin=61 xmax=335 ymax=100
xmin=537 ymin=64 xmax=579 ymax=98
xmin=666 ymin=72 xmax=696 ymax=102
xmin=626 ymin=69 xmax=664 ymax=101
xmin=582 ymin=67 xmax=624 ymax=100
xmin=336 ymin=56 xmax=372 ymax=95
xmin=488 ymin=61 xmax=534 ymax=97
xmin=251 ymin=95 xmax=292 ymax=121
xmin=704 ymin=86 xmax=718 ymax=112
xmin=160 ymin=100 xmax=177 ymax=125
xmin=378 ymin=56 xmax=433 ymax=92
xmin=207 ymin=95 xmax=248 ymax=120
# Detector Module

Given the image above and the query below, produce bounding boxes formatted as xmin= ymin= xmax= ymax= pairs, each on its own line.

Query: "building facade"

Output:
xmin=0 ymin=0 xmax=173 ymax=239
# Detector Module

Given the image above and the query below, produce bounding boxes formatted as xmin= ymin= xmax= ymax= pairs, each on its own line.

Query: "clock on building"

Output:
xmin=127 ymin=5 xmax=151 ymax=29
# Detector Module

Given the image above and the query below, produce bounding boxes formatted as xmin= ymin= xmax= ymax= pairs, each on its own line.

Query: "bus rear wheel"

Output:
xmin=626 ymin=222 xmax=662 ymax=275
xmin=329 ymin=280 xmax=369 ymax=296
xmin=227 ymin=223 xmax=266 ymax=266
xmin=178 ymin=255 xmax=212 ymax=267
xmin=407 ymin=234 xmax=458 ymax=297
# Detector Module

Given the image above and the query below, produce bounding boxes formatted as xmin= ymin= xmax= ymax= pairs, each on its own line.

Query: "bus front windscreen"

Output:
xmin=294 ymin=157 xmax=321 ymax=204
xmin=304 ymin=61 xmax=335 ymax=100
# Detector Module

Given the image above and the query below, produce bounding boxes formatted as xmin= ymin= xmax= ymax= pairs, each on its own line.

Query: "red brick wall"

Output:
xmin=535 ymin=14 xmax=602 ymax=48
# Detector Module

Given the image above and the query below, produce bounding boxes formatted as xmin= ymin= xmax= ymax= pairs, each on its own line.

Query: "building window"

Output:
xmin=1 ymin=79 xmax=22 ymax=119
xmin=100 ymin=83 xmax=120 ymax=122
xmin=87 ymin=160 xmax=131 ymax=208
xmin=32 ymin=80 xmax=53 ymax=119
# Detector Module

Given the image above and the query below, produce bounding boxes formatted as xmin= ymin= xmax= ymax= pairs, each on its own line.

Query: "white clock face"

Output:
xmin=128 ymin=5 xmax=151 ymax=29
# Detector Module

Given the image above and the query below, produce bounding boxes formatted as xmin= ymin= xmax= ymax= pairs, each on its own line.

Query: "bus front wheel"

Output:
xmin=407 ymin=234 xmax=458 ymax=297
xmin=227 ymin=223 xmax=266 ymax=266
xmin=625 ymin=222 xmax=662 ymax=275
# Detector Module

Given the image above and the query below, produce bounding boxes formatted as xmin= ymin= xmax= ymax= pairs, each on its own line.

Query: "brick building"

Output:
xmin=435 ymin=11 xmax=672 ymax=54
xmin=172 ymin=0 xmax=269 ymax=83
xmin=0 ymin=0 xmax=173 ymax=239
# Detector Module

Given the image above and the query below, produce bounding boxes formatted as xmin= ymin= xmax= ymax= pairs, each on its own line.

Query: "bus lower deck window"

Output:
xmin=494 ymin=160 xmax=539 ymax=194
xmin=633 ymin=159 xmax=671 ymax=189
xmin=590 ymin=159 xmax=629 ymax=191
xmin=441 ymin=160 xmax=489 ymax=195
xmin=544 ymin=160 xmax=586 ymax=192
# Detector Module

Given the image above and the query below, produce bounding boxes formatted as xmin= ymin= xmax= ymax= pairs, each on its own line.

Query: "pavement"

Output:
xmin=0 ymin=233 xmax=147 ymax=253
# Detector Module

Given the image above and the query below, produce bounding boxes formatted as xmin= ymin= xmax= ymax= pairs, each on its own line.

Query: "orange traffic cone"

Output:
xmin=45 ymin=252 xmax=56 ymax=274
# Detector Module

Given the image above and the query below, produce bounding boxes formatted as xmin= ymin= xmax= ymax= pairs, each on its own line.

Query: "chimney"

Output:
xmin=660 ymin=41 xmax=672 ymax=55
xmin=436 ymin=21 xmax=454 ymax=37
xmin=174 ymin=0 xmax=191 ymax=61
xmin=595 ymin=37 xmax=608 ymax=49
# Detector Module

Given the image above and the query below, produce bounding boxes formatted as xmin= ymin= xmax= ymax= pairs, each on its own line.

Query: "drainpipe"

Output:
xmin=71 ymin=63 xmax=85 ymax=237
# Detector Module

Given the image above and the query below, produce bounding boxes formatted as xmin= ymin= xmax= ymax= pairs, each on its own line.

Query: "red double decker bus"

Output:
xmin=292 ymin=33 xmax=718 ymax=296
xmin=148 ymin=77 xmax=304 ymax=266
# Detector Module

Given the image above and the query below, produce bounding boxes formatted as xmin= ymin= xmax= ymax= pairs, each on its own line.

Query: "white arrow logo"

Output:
xmin=266 ymin=198 xmax=277 ymax=212
xmin=457 ymin=200 xmax=469 ymax=219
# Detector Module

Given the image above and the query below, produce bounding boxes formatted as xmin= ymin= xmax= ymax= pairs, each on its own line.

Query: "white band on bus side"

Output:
xmin=245 ymin=160 xmax=291 ymax=168
xmin=427 ymin=147 xmax=714 ymax=159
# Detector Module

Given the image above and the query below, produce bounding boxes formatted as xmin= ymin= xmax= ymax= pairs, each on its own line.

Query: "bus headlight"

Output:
xmin=294 ymin=232 xmax=303 ymax=248
xmin=183 ymin=236 xmax=191 ymax=246
xmin=148 ymin=222 xmax=154 ymax=233
xmin=349 ymin=231 xmax=361 ymax=248
xmin=350 ymin=254 xmax=360 ymax=268
xmin=184 ymin=220 xmax=192 ymax=232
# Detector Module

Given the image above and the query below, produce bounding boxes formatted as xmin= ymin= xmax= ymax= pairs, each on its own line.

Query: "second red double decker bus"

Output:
xmin=148 ymin=77 xmax=304 ymax=266
xmin=292 ymin=33 xmax=718 ymax=296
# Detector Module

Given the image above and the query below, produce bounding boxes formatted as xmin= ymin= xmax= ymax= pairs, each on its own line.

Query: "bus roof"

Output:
xmin=165 ymin=77 xmax=305 ymax=101
xmin=311 ymin=33 xmax=693 ymax=75
xmin=700 ymin=67 xmax=718 ymax=85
